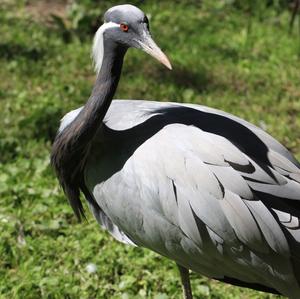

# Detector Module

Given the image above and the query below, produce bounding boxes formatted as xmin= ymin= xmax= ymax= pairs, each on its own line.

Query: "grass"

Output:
xmin=0 ymin=0 xmax=300 ymax=298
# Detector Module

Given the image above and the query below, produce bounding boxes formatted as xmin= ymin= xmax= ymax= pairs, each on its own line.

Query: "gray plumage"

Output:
xmin=51 ymin=4 xmax=300 ymax=298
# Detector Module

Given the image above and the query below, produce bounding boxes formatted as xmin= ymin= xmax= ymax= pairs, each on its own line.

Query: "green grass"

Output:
xmin=1 ymin=1 xmax=300 ymax=298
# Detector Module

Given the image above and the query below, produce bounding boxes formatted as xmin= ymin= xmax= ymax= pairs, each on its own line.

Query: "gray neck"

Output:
xmin=70 ymin=41 xmax=127 ymax=145
xmin=51 ymin=40 xmax=127 ymax=220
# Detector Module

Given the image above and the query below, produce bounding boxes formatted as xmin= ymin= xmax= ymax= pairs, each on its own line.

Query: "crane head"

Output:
xmin=93 ymin=4 xmax=172 ymax=72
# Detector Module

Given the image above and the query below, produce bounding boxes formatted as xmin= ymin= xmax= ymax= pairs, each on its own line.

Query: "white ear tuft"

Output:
xmin=92 ymin=22 xmax=119 ymax=74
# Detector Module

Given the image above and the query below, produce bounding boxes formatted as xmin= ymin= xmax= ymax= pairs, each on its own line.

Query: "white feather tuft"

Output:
xmin=92 ymin=22 xmax=119 ymax=74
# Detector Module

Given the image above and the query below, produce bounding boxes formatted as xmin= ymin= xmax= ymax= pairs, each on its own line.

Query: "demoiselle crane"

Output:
xmin=51 ymin=4 xmax=300 ymax=299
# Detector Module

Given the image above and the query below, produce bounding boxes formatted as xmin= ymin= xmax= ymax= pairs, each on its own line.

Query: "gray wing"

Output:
xmin=84 ymin=104 xmax=300 ymax=297
xmin=90 ymin=123 xmax=300 ymax=297
xmin=66 ymin=99 xmax=300 ymax=296
xmin=119 ymin=123 xmax=300 ymax=256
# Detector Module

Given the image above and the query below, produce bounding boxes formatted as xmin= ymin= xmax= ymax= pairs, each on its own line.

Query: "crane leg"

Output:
xmin=177 ymin=263 xmax=193 ymax=299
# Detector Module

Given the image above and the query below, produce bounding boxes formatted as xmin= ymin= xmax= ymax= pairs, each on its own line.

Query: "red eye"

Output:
xmin=120 ymin=23 xmax=129 ymax=32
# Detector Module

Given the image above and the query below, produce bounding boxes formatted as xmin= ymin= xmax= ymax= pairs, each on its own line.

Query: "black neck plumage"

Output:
xmin=51 ymin=39 xmax=127 ymax=220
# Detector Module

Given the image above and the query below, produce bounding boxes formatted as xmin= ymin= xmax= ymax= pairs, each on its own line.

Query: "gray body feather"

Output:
xmin=61 ymin=99 xmax=300 ymax=298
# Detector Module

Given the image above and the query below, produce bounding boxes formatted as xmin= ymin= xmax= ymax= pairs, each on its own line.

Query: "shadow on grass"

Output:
xmin=216 ymin=46 xmax=240 ymax=62
xmin=0 ymin=42 xmax=45 ymax=61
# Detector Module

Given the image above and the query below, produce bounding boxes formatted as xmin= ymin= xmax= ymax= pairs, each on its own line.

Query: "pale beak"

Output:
xmin=137 ymin=34 xmax=172 ymax=70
